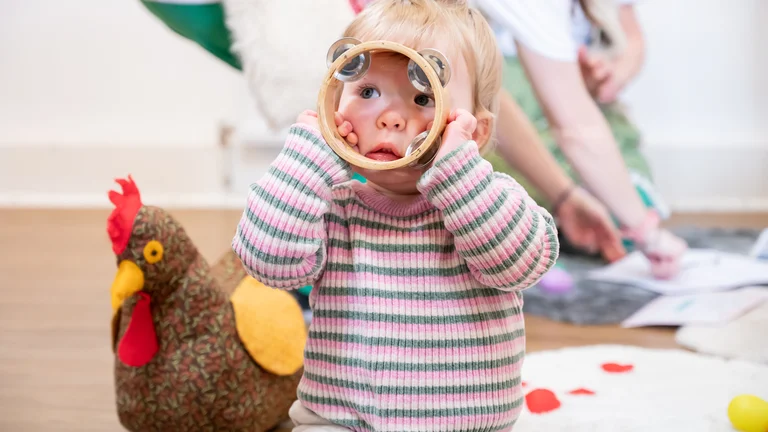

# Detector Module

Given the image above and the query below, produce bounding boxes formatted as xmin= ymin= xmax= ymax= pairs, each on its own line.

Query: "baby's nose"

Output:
xmin=377 ymin=110 xmax=406 ymax=131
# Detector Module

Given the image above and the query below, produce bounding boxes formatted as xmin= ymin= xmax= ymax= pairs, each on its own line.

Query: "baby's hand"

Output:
xmin=433 ymin=109 xmax=477 ymax=164
xmin=296 ymin=110 xmax=320 ymax=130
xmin=296 ymin=111 xmax=358 ymax=148
xmin=335 ymin=112 xmax=358 ymax=147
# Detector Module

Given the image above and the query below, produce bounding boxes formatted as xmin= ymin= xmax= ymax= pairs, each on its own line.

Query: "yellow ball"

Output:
xmin=728 ymin=394 xmax=768 ymax=432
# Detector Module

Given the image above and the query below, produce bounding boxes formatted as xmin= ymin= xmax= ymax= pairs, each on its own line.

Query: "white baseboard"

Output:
xmin=0 ymin=143 xmax=278 ymax=209
xmin=1 ymin=143 xmax=766 ymax=212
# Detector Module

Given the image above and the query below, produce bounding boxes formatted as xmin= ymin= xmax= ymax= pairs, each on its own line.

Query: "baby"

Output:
xmin=233 ymin=1 xmax=559 ymax=430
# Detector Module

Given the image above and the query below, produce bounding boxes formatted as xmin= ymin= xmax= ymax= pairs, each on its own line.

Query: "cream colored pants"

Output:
xmin=289 ymin=400 xmax=349 ymax=431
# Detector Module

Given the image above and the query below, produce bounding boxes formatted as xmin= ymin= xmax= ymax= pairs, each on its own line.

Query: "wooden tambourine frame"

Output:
xmin=317 ymin=40 xmax=450 ymax=170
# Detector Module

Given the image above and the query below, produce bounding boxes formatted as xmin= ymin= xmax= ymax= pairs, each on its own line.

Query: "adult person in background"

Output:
xmin=474 ymin=0 xmax=687 ymax=278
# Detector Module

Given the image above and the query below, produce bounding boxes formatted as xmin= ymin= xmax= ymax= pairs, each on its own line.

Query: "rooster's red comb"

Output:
xmin=107 ymin=175 xmax=143 ymax=255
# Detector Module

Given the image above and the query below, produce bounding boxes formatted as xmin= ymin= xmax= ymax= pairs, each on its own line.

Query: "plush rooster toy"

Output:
xmin=107 ymin=175 xmax=305 ymax=432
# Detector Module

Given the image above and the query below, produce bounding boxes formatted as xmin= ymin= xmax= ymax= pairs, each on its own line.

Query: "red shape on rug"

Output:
xmin=522 ymin=381 xmax=528 ymax=387
xmin=525 ymin=389 xmax=561 ymax=414
xmin=118 ymin=292 xmax=158 ymax=367
xmin=568 ymin=388 xmax=596 ymax=395
xmin=601 ymin=362 xmax=634 ymax=373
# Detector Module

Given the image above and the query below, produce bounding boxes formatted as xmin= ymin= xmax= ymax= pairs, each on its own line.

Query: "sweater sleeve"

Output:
xmin=232 ymin=124 xmax=352 ymax=289
xmin=417 ymin=141 xmax=560 ymax=291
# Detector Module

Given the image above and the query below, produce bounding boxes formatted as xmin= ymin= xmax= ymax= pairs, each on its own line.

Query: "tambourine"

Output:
xmin=317 ymin=38 xmax=451 ymax=170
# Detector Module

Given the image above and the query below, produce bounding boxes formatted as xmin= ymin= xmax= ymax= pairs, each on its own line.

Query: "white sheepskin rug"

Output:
xmin=513 ymin=345 xmax=768 ymax=432
xmin=222 ymin=0 xmax=355 ymax=131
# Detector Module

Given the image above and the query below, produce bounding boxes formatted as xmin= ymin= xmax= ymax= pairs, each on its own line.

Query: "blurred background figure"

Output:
xmin=474 ymin=0 xmax=687 ymax=277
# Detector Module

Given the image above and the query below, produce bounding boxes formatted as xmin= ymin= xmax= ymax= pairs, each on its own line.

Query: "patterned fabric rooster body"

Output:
xmin=107 ymin=176 xmax=305 ymax=432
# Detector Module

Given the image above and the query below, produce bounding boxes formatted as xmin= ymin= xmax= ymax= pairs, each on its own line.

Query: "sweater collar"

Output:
xmin=350 ymin=180 xmax=434 ymax=218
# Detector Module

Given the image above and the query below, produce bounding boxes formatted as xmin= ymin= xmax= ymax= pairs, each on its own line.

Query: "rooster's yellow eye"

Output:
xmin=143 ymin=240 xmax=164 ymax=264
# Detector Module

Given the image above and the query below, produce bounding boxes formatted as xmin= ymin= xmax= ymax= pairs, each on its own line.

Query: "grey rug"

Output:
xmin=522 ymin=226 xmax=764 ymax=325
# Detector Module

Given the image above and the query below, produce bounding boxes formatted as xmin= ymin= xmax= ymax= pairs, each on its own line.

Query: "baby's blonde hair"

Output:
xmin=343 ymin=0 xmax=503 ymax=138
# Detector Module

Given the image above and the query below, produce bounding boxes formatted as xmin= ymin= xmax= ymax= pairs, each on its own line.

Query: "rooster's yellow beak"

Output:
xmin=111 ymin=260 xmax=145 ymax=314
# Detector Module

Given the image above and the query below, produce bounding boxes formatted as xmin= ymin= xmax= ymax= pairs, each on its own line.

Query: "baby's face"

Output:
xmin=337 ymin=49 xmax=474 ymax=193
xmin=338 ymin=52 xmax=435 ymax=162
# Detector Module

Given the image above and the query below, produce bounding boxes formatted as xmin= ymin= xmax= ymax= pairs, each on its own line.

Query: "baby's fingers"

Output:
xmin=296 ymin=110 xmax=320 ymax=128
xmin=300 ymin=110 xmax=318 ymax=119
xmin=448 ymin=109 xmax=477 ymax=134
xmin=334 ymin=112 xmax=345 ymax=127
xmin=338 ymin=121 xmax=354 ymax=137
xmin=346 ymin=132 xmax=359 ymax=146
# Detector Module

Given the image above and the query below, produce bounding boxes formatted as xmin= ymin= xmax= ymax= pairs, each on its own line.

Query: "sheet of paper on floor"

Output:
xmin=621 ymin=286 xmax=768 ymax=328
xmin=586 ymin=249 xmax=768 ymax=295
xmin=750 ymin=228 xmax=768 ymax=261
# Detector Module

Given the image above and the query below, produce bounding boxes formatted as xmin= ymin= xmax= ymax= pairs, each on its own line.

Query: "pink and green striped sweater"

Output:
xmin=232 ymin=124 xmax=559 ymax=431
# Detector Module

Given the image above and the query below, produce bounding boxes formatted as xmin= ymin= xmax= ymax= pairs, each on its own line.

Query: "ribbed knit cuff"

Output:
xmin=417 ymin=140 xmax=492 ymax=209
xmin=283 ymin=124 xmax=353 ymax=187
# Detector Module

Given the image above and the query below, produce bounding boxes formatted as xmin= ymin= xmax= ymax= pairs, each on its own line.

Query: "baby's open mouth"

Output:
xmin=365 ymin=143 xmax=402 ymax=162
xmin=365 ymin=148 xmax=401 ymax=162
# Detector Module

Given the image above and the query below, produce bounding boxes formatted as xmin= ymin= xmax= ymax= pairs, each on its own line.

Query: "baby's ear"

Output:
xmin=472 ymin=110 xmax=493 ymax=150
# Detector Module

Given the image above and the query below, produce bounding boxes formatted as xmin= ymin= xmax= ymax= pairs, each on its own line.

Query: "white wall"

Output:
xmin=0 ymin=0 xmax=253 ymax=148
xmin=0 ymin=0 xmax=766 ymax=210
xmin=623 ymin=0 xmax=767 ymax=149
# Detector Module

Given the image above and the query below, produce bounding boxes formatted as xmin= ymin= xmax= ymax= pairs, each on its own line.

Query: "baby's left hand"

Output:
xmin=432 ymin=109 xmax=477 ymax=164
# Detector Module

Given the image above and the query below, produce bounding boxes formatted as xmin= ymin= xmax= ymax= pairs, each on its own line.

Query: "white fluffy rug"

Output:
xmin=514 ymin=345 xmax=768 ymax=431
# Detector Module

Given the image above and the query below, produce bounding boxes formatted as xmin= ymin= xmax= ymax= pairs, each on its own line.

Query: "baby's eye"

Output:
xmin=360 ymin=86 xmax=380 ymax=99
xmin=414 ymin=94 xmax=434 ymax=107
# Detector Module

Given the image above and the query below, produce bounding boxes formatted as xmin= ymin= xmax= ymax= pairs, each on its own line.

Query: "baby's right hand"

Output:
xmin=296 ymin=110 xmax=321 ymax=130
xmin=296 ymin=111 xmax=358 ymax=148
xmin=334 ymin=112 xmax=358 ymax=147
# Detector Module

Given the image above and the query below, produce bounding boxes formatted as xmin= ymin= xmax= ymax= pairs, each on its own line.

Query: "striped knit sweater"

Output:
xmin=232 ymin=124 xmax=559 ymax=431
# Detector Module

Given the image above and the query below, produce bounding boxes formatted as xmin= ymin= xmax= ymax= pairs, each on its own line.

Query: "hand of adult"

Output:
xmin=577 ymin=46 xmax=627 ymax=104
xmin=622 ymin=210 xmax=688 ymax=279
xmin=555 ymin=186 xmax=627 ymax=263
xmin=641 ymin=228 xmax=688 ymax=279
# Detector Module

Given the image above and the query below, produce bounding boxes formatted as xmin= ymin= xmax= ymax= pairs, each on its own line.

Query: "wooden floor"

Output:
xmin=0 ymin=208 xmax=762 ymax=431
